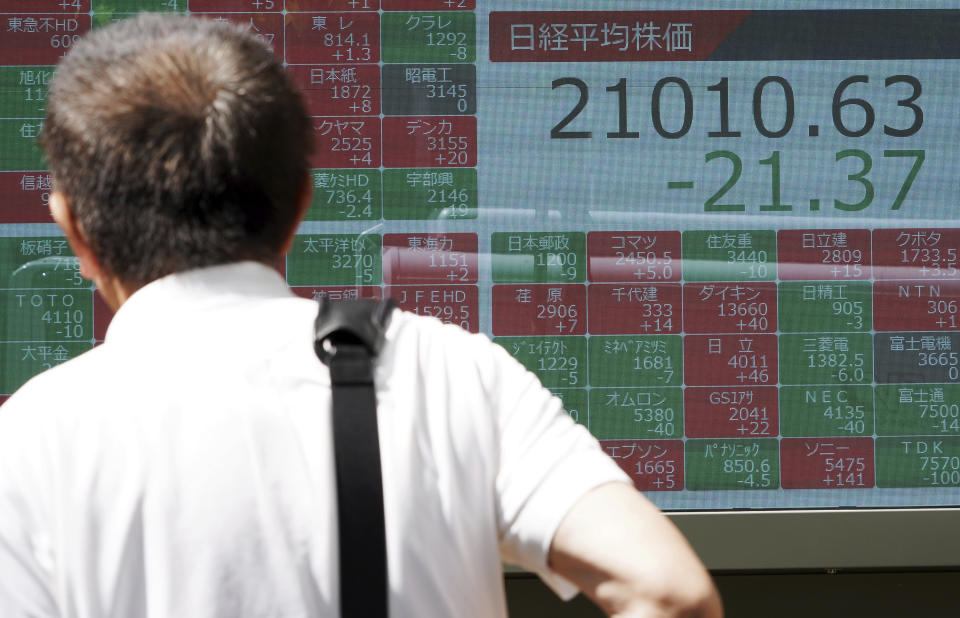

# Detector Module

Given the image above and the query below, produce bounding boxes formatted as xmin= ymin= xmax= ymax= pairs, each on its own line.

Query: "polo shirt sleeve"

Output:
xmin=488 ymin=341 xmax=631 ymax=600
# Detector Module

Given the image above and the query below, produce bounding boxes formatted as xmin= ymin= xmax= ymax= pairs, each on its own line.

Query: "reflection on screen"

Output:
xmin=3 ymin=0 xmax=960 ymax=511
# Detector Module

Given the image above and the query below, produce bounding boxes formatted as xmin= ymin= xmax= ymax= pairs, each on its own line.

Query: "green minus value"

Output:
xmin=667 ymin=181 xmax=694 ymax=189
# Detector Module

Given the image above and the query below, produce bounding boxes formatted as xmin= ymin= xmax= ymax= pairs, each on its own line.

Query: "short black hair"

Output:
xmin=39 ymin=14 xmax=312 ymax=288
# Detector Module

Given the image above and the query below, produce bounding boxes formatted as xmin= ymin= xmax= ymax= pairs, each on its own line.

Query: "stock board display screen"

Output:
xmin=2 ymin=0 xmax=960 ymax=510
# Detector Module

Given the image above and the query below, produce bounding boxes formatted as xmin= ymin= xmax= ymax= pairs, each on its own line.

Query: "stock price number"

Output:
xmin=633 ymin=406 xmax=677 ymax=437
xmin=551 ymin=74 xmax=927 ymax=212
xmin=808 ymin=351 xmax=867 ymax=383
xmin=550 ymin=74 xmax=922 ymax=140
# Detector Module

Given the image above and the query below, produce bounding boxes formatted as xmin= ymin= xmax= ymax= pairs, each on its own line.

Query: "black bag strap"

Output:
xmin=314 ymin=298 xmax=395 ymax=618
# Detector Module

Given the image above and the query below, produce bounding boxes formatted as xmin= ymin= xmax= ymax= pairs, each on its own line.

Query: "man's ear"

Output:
xmin=280 ymin=171 xmax=313 ymax=256
xmin=49 ymin=191 xmax=102 ymax=281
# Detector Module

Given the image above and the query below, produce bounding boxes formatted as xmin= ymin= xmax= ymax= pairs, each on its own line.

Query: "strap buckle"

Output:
xmin=314 ymin=298 xmax=395 ymax=365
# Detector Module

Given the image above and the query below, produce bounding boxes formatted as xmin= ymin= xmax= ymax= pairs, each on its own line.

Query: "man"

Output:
xmin=0 ymin=14 xmax=722 ymax=618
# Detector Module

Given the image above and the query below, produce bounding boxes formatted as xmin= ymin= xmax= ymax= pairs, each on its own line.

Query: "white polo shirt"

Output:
xmin=0 ymin=261 xmax=629 ymax=618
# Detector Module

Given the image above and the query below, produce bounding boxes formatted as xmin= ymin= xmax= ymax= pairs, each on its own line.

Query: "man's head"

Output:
xmin=40 ymin=14 xmax=312 ymax=295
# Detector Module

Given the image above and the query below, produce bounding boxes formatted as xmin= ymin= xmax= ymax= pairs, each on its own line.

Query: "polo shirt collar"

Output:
xmin=104 ymin=261 xmax=293 ymax=344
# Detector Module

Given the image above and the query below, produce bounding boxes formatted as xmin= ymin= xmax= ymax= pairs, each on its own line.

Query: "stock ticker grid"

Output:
xmin=3 ymin=1 xmax=960 ymax=508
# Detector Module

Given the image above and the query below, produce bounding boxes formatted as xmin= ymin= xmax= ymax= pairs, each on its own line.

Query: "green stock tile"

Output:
xmin=93 ymin=0 xmax=185 ymax=13
xmin=588 ymin=387 xmax=683 ymax=439
xmin=0 ymin=289 xmax=93 ymax=343
xmin=491 ymin=232 xmax=585 ymax=283
xmin=685 ymin=438 xmax=779 ymax=490
xmin=876 ymin=385 xmax=960 ymax=437
xmin=682 ymin=230 xmax=776 ymax=282
xmin=779 ymin=333 xmax=873 ymax=385
xmin=588 ymin=335 xmax=683 ymax=387
xmin=307 ymin=170 xmax=381 ymax=221
xmin=383 ymin=168 xmax=477 ymax=220
xmin=0 ymin=341 xmax=92 ymax=393
xmin=779 ymin=385 xmax=875 ymax=437
xmin=0 ymin=119 xmax=45 ymax=171
xmin=381 ymin=12 xmax=476 ymax=63
xmin=778 ymin=281 xmax=872 ymax=333
xmin=0 ymin=67 xmax=53 ymax=118
xmin=286 ymin=234 xmax=381 ymax=286
xmin=493 ymin=336 xmax=586 ymax=390
xmin=0 ymin=239 xmax=84 ymax=289
xmin=876 ymin=437 xmax=960 ymax=488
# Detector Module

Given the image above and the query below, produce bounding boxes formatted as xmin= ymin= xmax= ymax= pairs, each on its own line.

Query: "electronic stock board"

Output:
xmin=3 ymin=2 xmax=960 ymax=564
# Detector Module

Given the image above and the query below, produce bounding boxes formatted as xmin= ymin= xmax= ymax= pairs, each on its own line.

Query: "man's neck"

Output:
xmin=95 ymin=274 xmax=138 ymax=312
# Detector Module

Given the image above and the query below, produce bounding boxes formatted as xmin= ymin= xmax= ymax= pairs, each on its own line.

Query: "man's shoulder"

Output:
xmin=381 ymin=309 xmax=540 ymax=410
xmin=0 ymin=345 xmax=118 ymax=474
xmin=386 ymin=309 xmax=514 ymax=370
xmin=388 ymin=308 xmax=460 ymax=339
